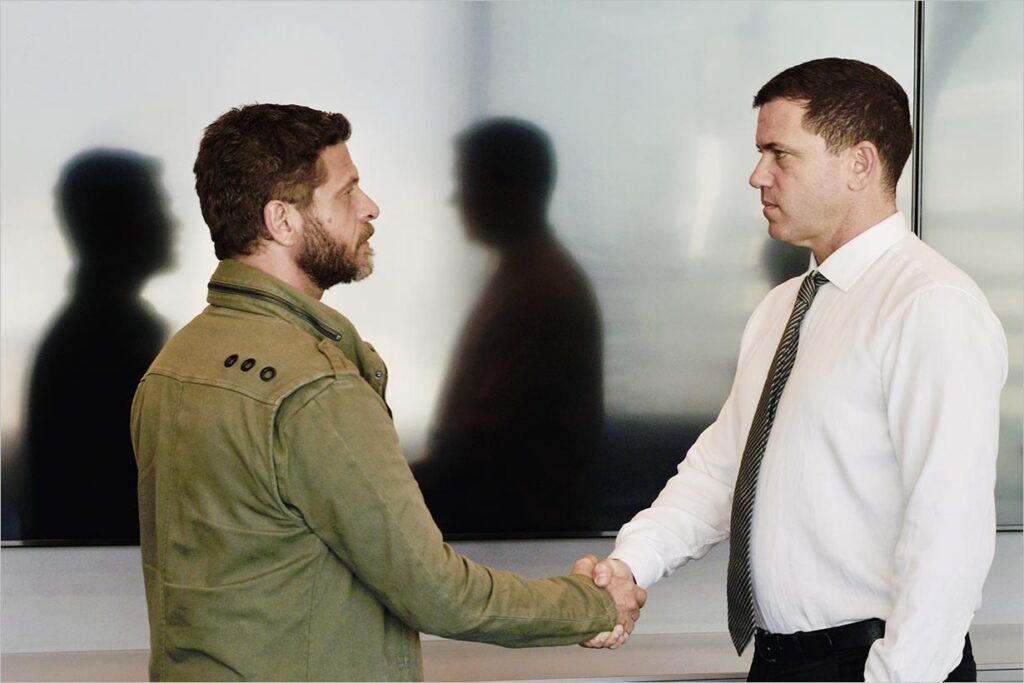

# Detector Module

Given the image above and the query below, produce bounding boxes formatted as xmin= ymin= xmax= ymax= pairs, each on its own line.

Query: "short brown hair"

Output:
xmin=753 ymin=58 xmax=912 ymax=193
xmin=194 ymin=104 xmax=351 ymax=259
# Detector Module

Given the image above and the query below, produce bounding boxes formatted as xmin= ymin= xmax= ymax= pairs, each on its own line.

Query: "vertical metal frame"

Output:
xmin=912 ymin=1 xmax=925 ymax=238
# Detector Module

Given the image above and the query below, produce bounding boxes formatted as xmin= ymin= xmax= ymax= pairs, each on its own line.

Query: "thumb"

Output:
xmin=571 ymin=554 xmax=598 ymax=577
xmin=592 ymin=559 xmax=617 ymax=588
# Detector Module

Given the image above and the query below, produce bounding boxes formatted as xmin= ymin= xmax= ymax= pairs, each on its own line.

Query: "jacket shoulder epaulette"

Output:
xmin=146 ymin=308 xmax=345 ymax=405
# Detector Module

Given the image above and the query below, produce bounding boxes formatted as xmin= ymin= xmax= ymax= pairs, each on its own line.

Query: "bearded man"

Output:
xmin=131 ymin=104 xmax=645 ymax=681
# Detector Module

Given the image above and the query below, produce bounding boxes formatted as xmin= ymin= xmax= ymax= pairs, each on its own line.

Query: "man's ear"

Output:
xmin=262 ymin=199 xmax=302 ymax=247
xmin=847 ymin=141 xmax=880 ymax=192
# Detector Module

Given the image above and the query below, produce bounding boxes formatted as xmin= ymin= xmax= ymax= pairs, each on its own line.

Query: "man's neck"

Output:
xmin=814 ymin=196 xmax=898 ymax=265
xmin=234 ymin=251 xmax=323 ymax=300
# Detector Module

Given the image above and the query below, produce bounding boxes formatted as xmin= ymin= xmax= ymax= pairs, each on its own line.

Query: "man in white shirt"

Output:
xmin=578 ymin=58 xmax=1007 ymax=681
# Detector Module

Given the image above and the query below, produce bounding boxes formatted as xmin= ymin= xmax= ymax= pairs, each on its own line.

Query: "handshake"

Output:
xmin=570 ymin=555 xmax=646 ymax=649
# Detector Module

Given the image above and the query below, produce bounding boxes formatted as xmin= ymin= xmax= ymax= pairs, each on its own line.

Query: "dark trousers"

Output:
xmin=747 ymin=623 xmax=975 ymax=682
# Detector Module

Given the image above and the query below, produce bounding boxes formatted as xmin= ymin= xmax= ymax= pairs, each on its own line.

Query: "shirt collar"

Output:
xmin=812 ymin=211 xmax=911 ymax=292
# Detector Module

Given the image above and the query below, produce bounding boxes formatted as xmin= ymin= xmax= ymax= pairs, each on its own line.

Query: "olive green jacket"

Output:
xmin=130 ymin=260 xmax=616 ymax=681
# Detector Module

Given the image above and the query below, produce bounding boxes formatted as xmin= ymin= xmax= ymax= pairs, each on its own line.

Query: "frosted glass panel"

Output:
xmin=920 ymin=1 xmax=1024 ymax=525
xmin=0 ymin=0 xmax=484 ymax=542
xmin=0 ymin=1 xmax=915 ymax=542
xmin=478 ymin=1 xmax=915 ymax=420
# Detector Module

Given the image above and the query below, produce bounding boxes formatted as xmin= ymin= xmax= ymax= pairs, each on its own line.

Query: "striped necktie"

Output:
xmin=727 ymin=270 xmax=830 ymax=654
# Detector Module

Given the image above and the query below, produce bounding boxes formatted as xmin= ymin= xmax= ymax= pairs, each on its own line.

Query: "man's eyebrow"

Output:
xmin=336 ymin=176 xmax=359 ymax=194
xmin=756 ymin=142 xmax=780 ymax=152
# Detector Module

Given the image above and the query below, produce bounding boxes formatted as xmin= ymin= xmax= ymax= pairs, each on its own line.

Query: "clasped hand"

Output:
xmin=570 ymin=555 xmax=645 ymax=649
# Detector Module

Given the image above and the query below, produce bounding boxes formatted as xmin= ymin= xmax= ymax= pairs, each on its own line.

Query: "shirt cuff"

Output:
xmin=609 ymin=538 xmax=669 ymax=589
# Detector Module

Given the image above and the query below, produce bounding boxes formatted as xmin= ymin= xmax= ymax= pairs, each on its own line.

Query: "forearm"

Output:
xmin=414 ymin=556 xmax=618 ymax=647
xmin=863 ymin=498 xmax=994 ymax=681
xmin=280 ymin=378 xmax=616 ymax=645
xmin=610 ymin=436 xmax=735 ymax=588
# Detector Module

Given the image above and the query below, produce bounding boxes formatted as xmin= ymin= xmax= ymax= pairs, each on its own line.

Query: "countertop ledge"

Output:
xmin=2 ymin=624 xmax=1021 ymax=682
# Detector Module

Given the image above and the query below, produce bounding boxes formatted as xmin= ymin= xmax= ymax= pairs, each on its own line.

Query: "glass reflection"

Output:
xmin=15 ymin=150 xmax=173 ymax=542
xmin=414 ymin=119 xmax=604 ymax=533
xmin=0 ymin=1 xmax=932 ymax=543
xmin=920 ymin=1 xmax=1023 ymax=525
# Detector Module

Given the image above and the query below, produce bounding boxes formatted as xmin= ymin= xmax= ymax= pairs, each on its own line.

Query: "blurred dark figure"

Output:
xmin=414 ymin=119 xmax=604 ymax=535
xmin=761 ymin=237 xmax=811 ymax=287
xmin=22 ymin=149 xmax=172 ymax=542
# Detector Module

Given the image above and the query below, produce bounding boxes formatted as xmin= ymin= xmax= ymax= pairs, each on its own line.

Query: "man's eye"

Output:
xmin=773 ymin=150 xmax=788 ymax=159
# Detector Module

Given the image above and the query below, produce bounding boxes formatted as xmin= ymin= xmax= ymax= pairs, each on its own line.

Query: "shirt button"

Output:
xmin=374 ymin=370 xmax=383 ymax=379
xmin=259 ymin=367 xmax=276 ymax=382
xmin=240 ymin=358 xmax=256 ymax=372
xmin=224 ymin=354 xmax=239 ymax=368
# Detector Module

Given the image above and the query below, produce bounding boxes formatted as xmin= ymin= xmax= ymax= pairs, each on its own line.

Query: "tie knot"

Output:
xmin=799 ymin=271 xmax=829 ymax=301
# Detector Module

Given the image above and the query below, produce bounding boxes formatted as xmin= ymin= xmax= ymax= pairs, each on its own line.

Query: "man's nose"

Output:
xmin=749 ymin=156 xmax=771 ymax=189
xmin=363 ymin=193 xmax=380 ymax=221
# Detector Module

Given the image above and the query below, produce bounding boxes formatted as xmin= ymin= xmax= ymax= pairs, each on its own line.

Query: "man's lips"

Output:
xmin=361 ymin=223 xmax=375 ymax=245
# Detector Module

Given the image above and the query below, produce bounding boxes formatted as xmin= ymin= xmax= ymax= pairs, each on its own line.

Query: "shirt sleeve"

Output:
xmin=608 ymin=297 xmax=781 ymax=588
xmin=865 ymin=287 xmax=1007 ymax=681
xmin=608 ymin=422 xmax=737 ymax=589
xmin=273 ymin=372 xmax=618 ymax=647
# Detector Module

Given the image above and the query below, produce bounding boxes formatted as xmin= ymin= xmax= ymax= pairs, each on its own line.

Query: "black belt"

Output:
xmin=754 ymin=618 xmax=885 ymax=663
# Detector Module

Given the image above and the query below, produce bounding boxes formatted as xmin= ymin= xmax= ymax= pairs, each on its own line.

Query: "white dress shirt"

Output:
xmin=610 ymin=212 xmax=1007 ymax=681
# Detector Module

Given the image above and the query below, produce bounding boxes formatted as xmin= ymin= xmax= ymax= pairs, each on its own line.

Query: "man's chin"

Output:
xmin=352 ymin=258 xmax=374 ymax=282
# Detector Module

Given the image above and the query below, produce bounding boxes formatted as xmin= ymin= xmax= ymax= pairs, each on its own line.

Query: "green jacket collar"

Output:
xmin=207 ymin=259 xmax=366 ymax=364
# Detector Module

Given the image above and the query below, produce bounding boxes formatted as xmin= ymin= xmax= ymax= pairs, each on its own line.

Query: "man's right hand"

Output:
xmin=571 ymin=555 xmax=645 ymax=649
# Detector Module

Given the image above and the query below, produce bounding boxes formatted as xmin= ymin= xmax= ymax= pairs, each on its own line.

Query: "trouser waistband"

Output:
xmin=754 ymin=618 xmax=886 ymax=663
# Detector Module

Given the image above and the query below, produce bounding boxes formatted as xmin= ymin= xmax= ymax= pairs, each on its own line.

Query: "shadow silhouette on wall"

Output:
xmin=413 ymin=118 xmax=604 ymax=535
xmin=16 ymin=149 xmax=172 ymax=543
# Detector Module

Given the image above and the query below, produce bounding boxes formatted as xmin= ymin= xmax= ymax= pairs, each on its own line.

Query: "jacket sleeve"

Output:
xmin=273 ymin=373 xmax=617 ymax=647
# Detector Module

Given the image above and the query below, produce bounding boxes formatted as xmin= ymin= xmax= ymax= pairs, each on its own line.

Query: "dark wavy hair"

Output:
xmin=754 ymin=58 xmax=912 ymax=194
xmin=194 ymin=104 xmax=351 ymax=259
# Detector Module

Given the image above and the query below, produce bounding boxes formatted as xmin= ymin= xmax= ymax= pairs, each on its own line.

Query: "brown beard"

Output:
xmin=296 ymin=210 xmax=372 ymax=291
